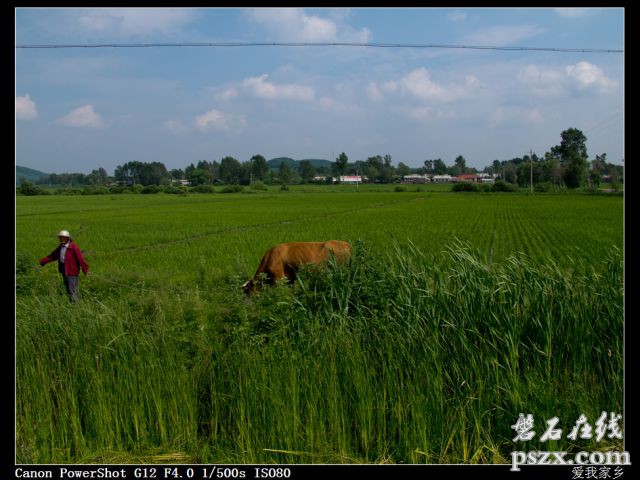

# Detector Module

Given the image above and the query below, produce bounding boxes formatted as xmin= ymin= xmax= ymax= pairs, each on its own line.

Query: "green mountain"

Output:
xmin=303 ymin=159 xmax=333 ymax=169
xmin=267 ymin=157 xmax=332 ymax=170
xmin=267 ymin=157 xmax=298 ymax=169
xmin=16 ymin=165 xmax=49 ymax=185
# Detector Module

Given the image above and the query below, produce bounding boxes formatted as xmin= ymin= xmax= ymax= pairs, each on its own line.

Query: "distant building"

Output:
xmin=456 ymin=174 xmax=478 ymax=183
xmin=403 ymin=174 xmax=430 ymax=184
xmin=337 ymin=175 xmax=363 ymax=184
xmin=171 ymin=179 xmax=191 ymax=186
xmin=432 ymin=174 xmax=453 ymax=183
xmin=477 ymin=173 xmax=495 ymax=184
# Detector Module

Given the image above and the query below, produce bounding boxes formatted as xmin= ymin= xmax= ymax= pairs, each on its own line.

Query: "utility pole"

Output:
xmin=529 ymin=149 xmax=533 ymax=193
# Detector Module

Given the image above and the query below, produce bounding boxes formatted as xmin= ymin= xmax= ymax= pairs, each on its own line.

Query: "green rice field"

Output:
xmin=15 ymin=187 xmax=624 ymax=464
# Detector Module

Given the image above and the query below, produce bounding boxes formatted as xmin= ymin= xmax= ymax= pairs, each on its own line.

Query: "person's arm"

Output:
xmin=39 ymin=246 xmax=61 ymax=266
xmin=72 ymin=243 xmax=90 ymax=274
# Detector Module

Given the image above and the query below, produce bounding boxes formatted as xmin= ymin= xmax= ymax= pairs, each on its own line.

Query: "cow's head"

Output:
xmin=242 ymin=279 xmax=255 ymax=296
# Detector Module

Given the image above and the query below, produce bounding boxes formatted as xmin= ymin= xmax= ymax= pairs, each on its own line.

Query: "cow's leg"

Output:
xmin=284 ymin=264 xmax=297 ymax=284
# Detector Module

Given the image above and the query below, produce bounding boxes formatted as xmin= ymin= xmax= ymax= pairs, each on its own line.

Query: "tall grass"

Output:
xmin=15 ymin=240 xmax=623 ymax=464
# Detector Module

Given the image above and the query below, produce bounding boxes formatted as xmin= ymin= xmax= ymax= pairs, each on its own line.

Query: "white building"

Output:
xmin=171 ymin=179 xmax=191 ymax=186
xmin=337 ymin=175 xmax=363 ymax=184
xmin=403 ymin=174 xmax=430 ymax=184
xmin=431 ymin=174 xmax=453 ymax=183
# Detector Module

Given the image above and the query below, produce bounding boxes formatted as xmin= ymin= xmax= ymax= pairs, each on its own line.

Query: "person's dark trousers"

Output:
xmin=58 ymin=260 xmax=80 ymax=302
xmin=61 ymin=274 xmax=80 ymax=302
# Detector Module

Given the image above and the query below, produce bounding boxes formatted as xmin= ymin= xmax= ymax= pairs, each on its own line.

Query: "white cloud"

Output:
xmin=194 ymin=109 xmax=246 ymax=132
xmin=528 ymin=108 xmax=543 ymax=123
xmin=378 ymin=68 xmax=480 ymax=103
xmin=382 ymin=81 xmax=398 ymax=95
xmin=242 ymin=74 xmax=315 ymax=101
xmin=566 ymin=61 xmax=617 ymax=92
xmin=401 ymin=68 xmax=446 ymax=100
xmin=164 ymin=119 xmax=189 ymax=135
xmin=215 ymin=88 xmax=239 ymax=102
xmin=519 ymin=61 xmax=617 ymax=96
xmin=366 ymin=82 xmax=384 ymax=102
xmin=464 ymin=25 xmax=545 ymax=46
xmin=76 ymin=8 xmax=194 ymax=37
xmin=16 ymin=94 xmax=38 ymax=120
xmin=247 ymin=8 xmax=371 ymax=43
xmin=56 ymin=105 xmax=105 ymax=128
xmin=518 ymin=64 xmax=566 ymax=97
xmin=492 ymin=106 xmax=544 ymax=125
xmin=313 ymin=95 xmax=361 ymax=116
xmin=447 ymin=10 xmax=467 ymax=22
xmin=554 ymin=8 xmax=597 ymax=18
xmin=405 ymin=106 xmax=432 ymax=120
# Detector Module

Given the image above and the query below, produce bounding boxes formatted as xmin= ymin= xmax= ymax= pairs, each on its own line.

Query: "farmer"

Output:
xmin=39 ymin=230 xmax=90 ymax=302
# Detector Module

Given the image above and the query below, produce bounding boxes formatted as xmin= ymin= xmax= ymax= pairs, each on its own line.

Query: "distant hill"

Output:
xmin=267 ymin=157 xmax=298 ymax=169
xmin=267 ymin=157 xmax=332 ymax=170
xmin=16 ymin=165 xmax=49 ymax=185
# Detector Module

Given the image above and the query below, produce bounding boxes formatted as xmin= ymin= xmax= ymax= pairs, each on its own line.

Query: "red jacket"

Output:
xmin=39 ymin=240 xmax=89 ymax=276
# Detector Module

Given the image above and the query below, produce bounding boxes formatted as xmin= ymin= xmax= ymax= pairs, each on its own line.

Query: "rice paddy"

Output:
xmin=15 ymin=187 xmax=624 ymax=464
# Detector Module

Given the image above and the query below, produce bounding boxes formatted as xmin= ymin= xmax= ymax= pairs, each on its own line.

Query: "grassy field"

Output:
xmin=15 ymin=187 xmax=624 ymax=464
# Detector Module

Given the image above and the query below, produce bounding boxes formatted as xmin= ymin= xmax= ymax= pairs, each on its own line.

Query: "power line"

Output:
xmin=585 ymin=110 xmax=624 ymax=134
xmin=15 ymin=41 xmax=623 ymax=53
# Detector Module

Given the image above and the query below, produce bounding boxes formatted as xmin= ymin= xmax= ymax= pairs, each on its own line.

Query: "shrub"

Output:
xmin=162 ymin=185 xmax=183 ymax=194
xmin=141 ymin=185 xmax=161 ymax=194
xmin=492 ymin=180 xmax=517 ymax=192
xmin=250 ymin=181 xmax=268 ymax=191
xmin=534 ymin=182 xmax=553 ymax=193
xmin=452 ymin=182 xmax=479 ymax=192
xmin=55 ymin=187 xmax=82 ymax=195
xmin=221 ymin=185 xmax=244 ymax=193
xmin=18 ymin=180 xmax=47 ymax=196
xmin=190 ymin=184 xmax=215 ymax=194
xmin=394 ymin=186 xmax=407 ymax=192
xmin=16 ymin=250 xmax=44 ymax=294
xmin=82 ymin=186 xmax=109 ymax=195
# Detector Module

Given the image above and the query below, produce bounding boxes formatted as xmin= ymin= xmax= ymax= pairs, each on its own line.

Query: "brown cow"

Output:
xmin=242 ymin=240 xmax=351 ymax=295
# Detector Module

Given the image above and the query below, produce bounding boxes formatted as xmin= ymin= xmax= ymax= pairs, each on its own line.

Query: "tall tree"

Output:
xmin=115 ymin=161 xmax=144 ymax=184
xmin=278 ymin=162 xmax=294 ymax=184
xmin=85 ymin=167 xmax=109 ymax=185
xmin=298 ymin=160 xmax=316 ymax=183
xmin=250 ymin=154 xmax=269 ymax=181
xmin=219 ymin=156 xmax=242 ymax=184
xmin=555 ymin=128 xmax=588 ymax=188
xmin=364 ymin=155 xmax=383 ymax=182
xmin=187 ymin=168 xmax=209 ymax=186
xmin=196 ymin=160 xmax=217 ymax=184
xmin=396 ymin=162 xmax=411 ymax=177
xmin=433 ymin=159 xmax=447 ymax=175
xmin=380 ymin=154 xmax=395 ymax=183
xmin=170 ymin=168 xmax=185 ymax=180
xmin=454 ymin=155 xmax=467 ymax=174
xmin=139 ymin=161 xmax=170 ymax=185
xmin=423 ymin=159 xmax=434 ymax=173
xmin=335 ymin=152 xmax=349 ymax=178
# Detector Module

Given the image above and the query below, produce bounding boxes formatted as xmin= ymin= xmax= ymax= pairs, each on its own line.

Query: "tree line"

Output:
xmin=21 ymin=128 xmax=623 ymax=191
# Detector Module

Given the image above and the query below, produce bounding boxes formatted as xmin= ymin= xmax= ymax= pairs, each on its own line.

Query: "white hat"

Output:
xmin=58 ymin=230 xmax=70 ymax=238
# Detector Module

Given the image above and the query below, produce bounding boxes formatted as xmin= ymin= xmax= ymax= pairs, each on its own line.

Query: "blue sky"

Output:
xmin=15 ymin=7 xmax=624 ymax=175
